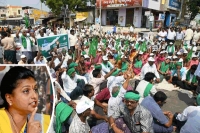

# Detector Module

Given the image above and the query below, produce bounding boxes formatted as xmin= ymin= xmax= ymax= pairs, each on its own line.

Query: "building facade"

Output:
xmin=0 ymin=6 xmax=7 ymax=18
xmin=6 ymin=5 xmax=22 ymax=18
xmin=96 ymin=0 xmax=183 ymax=28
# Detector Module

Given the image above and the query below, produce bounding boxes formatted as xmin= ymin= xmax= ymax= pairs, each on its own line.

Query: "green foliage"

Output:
xmin=41 ymin=0 xmax=89 ymax=15
xmin=186 ymin=0 xmax=200 ymax=20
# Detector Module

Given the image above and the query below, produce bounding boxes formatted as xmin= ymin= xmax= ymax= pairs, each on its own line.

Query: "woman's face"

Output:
xmin=7 ymin=77 xmax=38 ymax=114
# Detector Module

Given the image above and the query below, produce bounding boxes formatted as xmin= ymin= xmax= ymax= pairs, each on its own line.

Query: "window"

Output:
xmin=18 ymin=10 xmax=20 ymax=14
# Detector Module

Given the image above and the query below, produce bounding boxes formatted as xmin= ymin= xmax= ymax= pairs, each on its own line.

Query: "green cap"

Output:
xmin=111 ymin=69 xmax=121 ymax=76
xmin=56 ymin=102 xmax=73 ymax=133
xmin=176 ymin=62 xmax=182 ymax=67
xmin=124 ymin=92 xmax=140 ymax=101
xmin=94 ymin=64 xmax=102 ymax=70
xmin=62 ymin=48 xmax=66 ymax=53
xmin=69 ymin=62 xmax=78 ymax=69
xmin=82 ymin=51 xmax=87 ymax=55
xmin=67 ymin=68 xmax=75 ymax=76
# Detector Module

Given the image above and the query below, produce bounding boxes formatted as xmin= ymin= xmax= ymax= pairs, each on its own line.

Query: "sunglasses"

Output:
xmin=125 ymin=100 xmax=137 ymax=104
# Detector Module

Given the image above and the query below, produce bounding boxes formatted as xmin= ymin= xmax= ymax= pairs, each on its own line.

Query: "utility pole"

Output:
xmin=99 ymin=0 xmax=102 ymax=36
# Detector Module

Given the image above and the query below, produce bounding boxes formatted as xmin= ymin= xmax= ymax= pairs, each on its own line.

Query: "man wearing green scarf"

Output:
xmin=136 ymin=72 xmax=157 ymax=103
xmin=176 ymin=65 xmax=198 ymax=92
xmin=121 ymin=55 xmax=128 ymax=72
xmin=157 ymin=57 xmax=171 ymax=82
xmin=16 ymin=27 xmax=33 ymax=62
xmin=109 ymin=91 xmax=154 ymax=133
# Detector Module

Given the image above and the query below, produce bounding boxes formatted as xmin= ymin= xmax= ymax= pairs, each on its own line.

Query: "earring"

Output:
xmin=9 ymin=103 xmax=12 ymax=106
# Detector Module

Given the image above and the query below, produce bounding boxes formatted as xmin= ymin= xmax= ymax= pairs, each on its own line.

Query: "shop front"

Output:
xmin=96 ymin=0 xmax=142 ymax=27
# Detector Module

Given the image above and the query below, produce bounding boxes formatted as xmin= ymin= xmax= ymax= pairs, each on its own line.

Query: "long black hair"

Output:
xmin=0 ymin=66 xmax=36 ymax=109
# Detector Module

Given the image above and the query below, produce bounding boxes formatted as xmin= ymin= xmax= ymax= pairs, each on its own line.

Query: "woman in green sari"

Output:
xmin=133 ymin=54 xmax=143 ymax=75
xmin=157 ymin=57 xmax=171 ymax=81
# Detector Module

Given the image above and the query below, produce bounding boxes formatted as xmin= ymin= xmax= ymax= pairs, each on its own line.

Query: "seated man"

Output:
xmin=109 ymin=91 xmax=154 ymax=133
xmin=174 ymin=94 xmax=200 ymax=132
xmin=89 ymin=67 xmax=117 ymax=102
xmin=170 ymin=62 xmax=186 ymax=86
xmin=177 ymin=65 xmax=198 ymax=92
xmin=140 ymin=57 xmax=160 ymax=82
xmin=101 ymin=55 xmax=114 ymax=75
xmin=141 ymin=91 xmax=174 ymax=133
xmin=136 ymin=72 xmax=157 ymax=103
xmin=61 ymin=68 xmax=88 ymax=100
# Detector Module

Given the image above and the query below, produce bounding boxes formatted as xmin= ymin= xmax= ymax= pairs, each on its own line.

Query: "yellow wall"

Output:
xmin=30 ymin=9 xmax=48 ymax=20
xmin=7 ymin=6 xmax=22 ymax=17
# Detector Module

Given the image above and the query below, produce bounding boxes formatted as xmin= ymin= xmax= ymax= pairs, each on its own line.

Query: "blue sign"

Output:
xmin=95 ymin=18 xmax=99 ymax=24
xmin=169 ymin=0 xmax=181 ymax=9
xmin=159 ymin=14 xmax=165 ymax=20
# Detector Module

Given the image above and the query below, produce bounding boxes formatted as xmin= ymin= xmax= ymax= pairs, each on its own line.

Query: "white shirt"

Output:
xmin=136 ymin=80 xmax=157 ymax=103
xmin=176 ymin=32 xmax=184 ymax=40
xmin=158 ymin=31 xmax=167 ymax=41
xmin=176 ymin=106 xmax=200 ymax=133
xmin=108 ymin=86 xmax=126 ymax=117
xmin=184 ymin=29 xmax=194 ymax=41
xmin=167 ymin=29 xmax=176 ymax=40
xmin=101 ymin=61 xmax=114 ymax=75
xmin=69 ymin=34 xmax=77 ymax=46
xmin=61 ymin=72 xmax=87 ymax=93
xmin=107 ymin=76 xmax=125 ymax=92
xmin=140 ymin=63 xmax=160 ymax=79
xmin=19 ymin=35 xmax=32 ymax=52
xmin=33 ymin=57 xmax=47 ymax=64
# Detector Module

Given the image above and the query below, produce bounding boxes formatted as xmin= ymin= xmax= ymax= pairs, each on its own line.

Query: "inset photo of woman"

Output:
xmin=0 ymin=65 xmax=54 ymax=133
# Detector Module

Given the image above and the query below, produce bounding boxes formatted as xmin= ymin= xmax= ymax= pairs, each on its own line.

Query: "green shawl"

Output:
xmin=143 ymin=83 xmax=153 ymax=97
xmin=121 ymin=62 xmax=128 ymax=72
xmin=167 ymin=45 xmax=175 ymax=53
xmin=134 ymin=60 xmax=142 ymax=68
xmin=186 ymin=70 xmax=197 ymax=83
xmin=160 ymin=62 xmax=169 ymax=73
xmin=21 ymin=35 xmax=33 ymax=49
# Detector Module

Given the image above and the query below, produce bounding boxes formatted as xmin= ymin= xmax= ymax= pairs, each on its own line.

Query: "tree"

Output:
xmin=41 ymin=0 xmax=88 ymax=15
xmin=186 ymin=0 xmax=200 ymax=20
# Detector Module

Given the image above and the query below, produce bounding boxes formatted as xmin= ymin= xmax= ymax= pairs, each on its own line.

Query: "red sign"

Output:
xmin=96 ymin=0 xmax=142 ymax=8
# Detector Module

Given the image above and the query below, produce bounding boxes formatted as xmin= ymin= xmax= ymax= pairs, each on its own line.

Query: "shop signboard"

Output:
xmin=96 ymin=0 xmax=142 ymax=8
xmin=159 ymin=14 xmax=165 ymax=20
xmin=168 ymin=0 xmax=181 ymax=10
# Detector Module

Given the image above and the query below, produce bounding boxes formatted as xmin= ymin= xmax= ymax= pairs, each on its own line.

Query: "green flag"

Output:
xmin=186 ymin=48 xmax=193 ymax=62
xmin=89 ymin=37 xmax=98 ymax=57
xmin=24 ymin=16 xmax=30 ymax=28
xmin=115 ymin=39 xmax=120 ymax=51
xmin=102 ymin=39 xmax=107 ymax=49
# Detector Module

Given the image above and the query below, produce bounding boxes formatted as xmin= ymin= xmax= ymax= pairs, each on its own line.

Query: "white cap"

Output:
xmin=160 ymin=51 xmax=165 ymax=54
xmin=21 ymin=55 xmax=26 ymax=58
xmin=98 ymin=48 xmax=102 ymax=51
xmin=169 ymin=42 xmax=173 ymax=45
xmin=102 ymin=56 xmax=108 ymax=61
xmin=166 ymin=56 xmax=172 ymax=59
xmin=152 ymin=50 xmax=157 ymax=52
xmin=121 ymin=55 xmax=127 ymax=58
xmin=177 ymin=51 xmax=182 ymax=55
xmin=84 ymin=55 xmax=90 ymax=59
xmin=139 ymin=51 xmax=143 ymax=55
xmin=150 ymin=53 xmax=154 ymax=56
xmin=108 ymin=45 xmax=112 ymax=49
xmin=76 ymin=100 xmax=94 ymax=114
xmin=193 ymin=47 xmax=197 ymax=52
xmin=183 ymin=50 xmax=188 ymax=54
xmin=111 ymin=47 xmax=116 ymax=51
xmin=192 ymin=54 xmax=197 ymax=58
xmin=192 ymin=42 xmax=196 ymax=45
xmin=173 ymin=56 xmax=178 ymax=59
xmin=148 ymin=57 xmax=155 ymax=62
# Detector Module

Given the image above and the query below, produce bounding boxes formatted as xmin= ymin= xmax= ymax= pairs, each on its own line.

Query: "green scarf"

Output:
xmin=134 ymin=60 xmax=142 ymax=68
xmin=21 ymin=35 xmax=33 ymax=49
xmin=143 ymin=83 xmax=153 ymax=97
xmin=141 ymin=41 xmax=147 ymax=52
xmin=186 ymin=70 xmax=197 ymax=83
xmin=135 ymin=43 xmax=140 ymax=50
xmin=169 ymin=63 xmax=176 ymax=70
xmin=160 ymin=62 xmax=169 ymax=73
xmin=121 ymin=62 xmax=128 ymax=72
xmin=115 ymin=39 xmax=120 ymax=51
xmin=186 ymin=48 xmax=193 ymax=62
xmin=112 ymin=90 xmax=120 ymax=97
xmin=167 ymin=45 xmax=175 ymax=53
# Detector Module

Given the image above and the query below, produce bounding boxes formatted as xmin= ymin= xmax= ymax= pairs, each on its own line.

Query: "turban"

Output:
xmin=124 ymin=92 xmax=140 ymax=101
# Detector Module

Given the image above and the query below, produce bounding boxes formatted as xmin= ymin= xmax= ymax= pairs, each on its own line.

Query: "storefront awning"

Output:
xmin=48 ymin=18 xmax=58 ymax=22
xmin=74 ymin=17 xmax=87 ymax=22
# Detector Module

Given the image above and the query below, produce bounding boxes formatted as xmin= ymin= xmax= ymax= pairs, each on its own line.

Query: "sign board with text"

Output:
xmin=168 ymin=0 xmax=181 ymax=10
xmin=37 ymin=34 xmax=69 ymax=58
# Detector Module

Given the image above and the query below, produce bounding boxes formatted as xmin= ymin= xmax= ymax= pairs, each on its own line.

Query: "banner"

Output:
xmin=76 ymin=12 xmax=89 ymax=19
xmin=168 ymin=0 xmax=181 ymax=10
xmin=96 ymin=0 xmax=142 ymax=8
xmin=37 ymin=34 xmax=69 ymax=58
